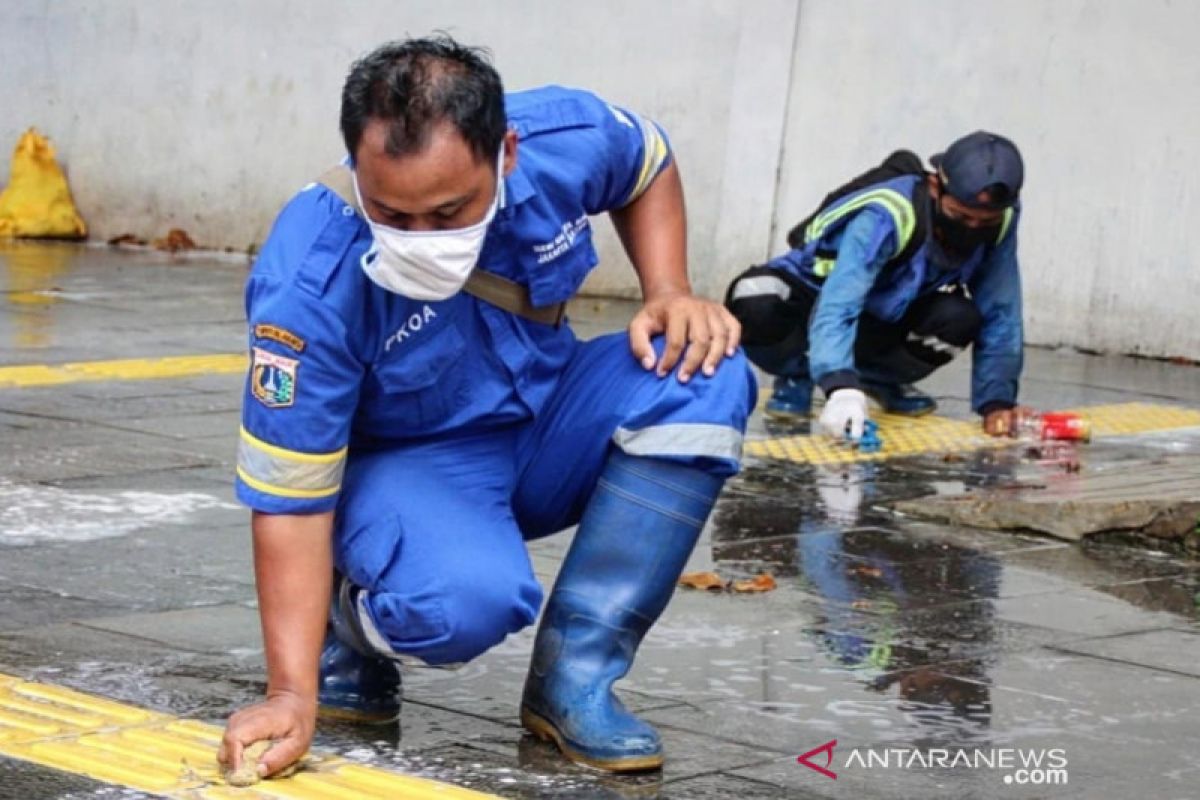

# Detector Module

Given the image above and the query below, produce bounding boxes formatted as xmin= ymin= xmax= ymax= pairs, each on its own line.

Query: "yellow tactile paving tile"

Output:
xmin=1075 ymin=401 xmax=1200 ymax=435
xmin=0 ymin=353 xmax=248 ymax=388
xmin=0 ymin=674 xmax=498 ymax=799
xmin=747 ymin=402 xmax=1200 ymax=465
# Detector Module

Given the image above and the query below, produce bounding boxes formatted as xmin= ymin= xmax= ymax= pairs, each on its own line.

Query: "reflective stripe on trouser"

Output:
xmin=729 ymin=274 xmax=793 ymax=302
xmin=856 ymin=291 xmax=982 ymax=384
xmin=333 ymin=332 xmax=756 ymax=666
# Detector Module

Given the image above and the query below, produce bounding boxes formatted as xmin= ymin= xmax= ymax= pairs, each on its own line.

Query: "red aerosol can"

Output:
xmin=1017 ymin=411 xmax=1092 ymax=442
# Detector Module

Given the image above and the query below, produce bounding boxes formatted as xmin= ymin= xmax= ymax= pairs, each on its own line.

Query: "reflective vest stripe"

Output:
xmin=812 ymin=257 xmax=837 ymax=278
xmin=806 ymin=188 xmax=916 ymax=253
xmin=997 ymin=207 xmax=1015 ymax=244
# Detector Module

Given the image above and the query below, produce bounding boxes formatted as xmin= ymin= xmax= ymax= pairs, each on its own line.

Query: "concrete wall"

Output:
xmin=775 ymin=0 xmax=1200 ymax=358
xmin=2 ymin=0 xmax=1197 ymax=357
xmin=0 ymin=0 xmax=797 ymax=304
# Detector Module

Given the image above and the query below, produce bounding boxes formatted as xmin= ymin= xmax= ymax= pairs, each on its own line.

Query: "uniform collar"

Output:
xmin=501 ymin=157 xmax=537 ymax=214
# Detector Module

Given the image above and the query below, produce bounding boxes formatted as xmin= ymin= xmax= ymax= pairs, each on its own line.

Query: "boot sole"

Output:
xmin=763 ymin=407 xmax=810 ymax=422
xmin=520 ymin=706 xmax=663 ymax=773
xmin=317 ymin=704 xmax=400 ymax=725
xmin=862 ymin=395 xmax=938 ymax=418
xmin=882 ymin=404 xmax=937 ymax=417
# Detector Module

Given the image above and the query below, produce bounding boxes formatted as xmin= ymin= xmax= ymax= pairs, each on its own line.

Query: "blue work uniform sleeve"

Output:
xmin=808 ymin=208 xmax=899 ymax=395
xmin=236 ymin=276 xmax=364 ymax=515
xmin=577 ymin=98 xmax=673 ymax=214
xmin=967 ymin=225 xmax=1024 ymax=414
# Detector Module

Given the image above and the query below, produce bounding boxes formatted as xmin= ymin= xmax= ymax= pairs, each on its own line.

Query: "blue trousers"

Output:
xmin=333 ymin=332 xmax=755 ymax=665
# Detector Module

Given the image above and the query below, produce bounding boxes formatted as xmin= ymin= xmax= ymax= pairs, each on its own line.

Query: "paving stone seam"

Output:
xmin=37 ymin=462 xmax=233 ymax=489
xmin=66 ymin=622 xmax=240 ymax=657
xmin=657 ymin=761 xmax=792 ymax=787
xmin=651 ymin=720 xmax=800 ymax=758
xmin=1043 ymin=645 xmax=1200 ymax=681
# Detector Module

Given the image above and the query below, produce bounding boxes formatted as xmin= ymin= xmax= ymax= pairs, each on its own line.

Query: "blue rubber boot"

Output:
xmin=521 ymin=451 xmax=724 ymax=772
xmin=318 ymin=576 xmax=401 ymax=724
xmin=860 ymin=379 xmax=937 ymax=417
xmin=764 ymin=374 xmax=813 ymax=420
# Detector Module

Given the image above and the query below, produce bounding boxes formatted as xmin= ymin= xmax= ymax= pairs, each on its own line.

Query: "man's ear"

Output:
xmin=502 ymin=129 xmax=519 ymax=177
xmin=926 ymin=173 xmax=941 ymax=197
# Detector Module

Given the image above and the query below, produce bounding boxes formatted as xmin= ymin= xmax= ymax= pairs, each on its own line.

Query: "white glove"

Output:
xmin=819 ymin=388 xmax=868 ymax=441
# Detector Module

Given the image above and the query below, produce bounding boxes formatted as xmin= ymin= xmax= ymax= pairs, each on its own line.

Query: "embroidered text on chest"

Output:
xmin=533 ymin=215 xmax=589 ymax=264
xmin=384 ymin=305 xmax=438 ymax=352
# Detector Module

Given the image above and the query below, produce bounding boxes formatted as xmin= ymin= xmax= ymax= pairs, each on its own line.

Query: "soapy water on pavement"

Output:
xmin=0 ymin=479 xmax=237 ymax=545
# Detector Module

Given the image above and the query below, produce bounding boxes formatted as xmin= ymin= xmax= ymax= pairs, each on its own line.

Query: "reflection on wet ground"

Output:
xmin=1 ymin=245 xmax=1199 ymax=799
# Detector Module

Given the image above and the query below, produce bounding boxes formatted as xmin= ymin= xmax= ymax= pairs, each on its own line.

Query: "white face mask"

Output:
xmin=354 ymin=147 xmax=506 ymax=301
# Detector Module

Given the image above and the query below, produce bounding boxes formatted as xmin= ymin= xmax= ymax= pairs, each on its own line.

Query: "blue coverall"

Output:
xmin=236 ymin=86 xmax=757 ymax=666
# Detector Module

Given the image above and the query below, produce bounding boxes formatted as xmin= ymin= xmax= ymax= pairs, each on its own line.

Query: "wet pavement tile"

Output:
xmin=3 ymin=428 xmax=218 ymax=483
xmin=97 ymin=410 xmax=241 ymax=441
xmin=987 ymin=587 xmax=1185 ymax=638
xmin=731 ymin=752 xmax=1072 ymax=800
xmin=996 ymin=539 xmax=1195 ymax=582
xmin=1095 ymin=573 xmax=1200 ymax=621
xmin=1051 ymin=627 xmax=1200 ymax=677
xmin=73 ymin=604 xmax=262 ymax=655
xmin=0 ymin=624 xmax=265 ymax=723
xmin=0 ymin=387 xmax=241 ymax=425
xmin=0 ymin=757 xmax=149 ymax=800
xmin=660 ymin=771 xmax=822 ymax=799
xmin=344 ymin=730 xmax=775 ymax=800
xmin=344 ymin=739 xmax=640 ymax=799
xmin=3 ymin=245 xmax=1200 ymax=797
xmin=0 ymin=517 xmax=253 ymax=606
xmin=404 ymin=627 xmax=687 ymax=726
xmin=673 ymin=648 xmax=1200 ymax=798
xmin=0 ymin=580 xmax=132 ymax=632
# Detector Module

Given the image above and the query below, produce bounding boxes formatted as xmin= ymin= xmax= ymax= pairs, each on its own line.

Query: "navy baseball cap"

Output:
xmin=930 ymin=131 xmax=1023 ymax=210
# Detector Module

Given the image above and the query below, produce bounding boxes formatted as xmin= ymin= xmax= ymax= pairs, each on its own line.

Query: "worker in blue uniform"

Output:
xmin=725 ymin=133 xmax=1027 ymax=440
xmin=217 ymin=36 xmax=755 ymax=777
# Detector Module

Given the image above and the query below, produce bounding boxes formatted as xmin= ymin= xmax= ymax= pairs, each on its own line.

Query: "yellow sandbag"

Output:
xmin=0 ymin=128 xmax=87 ymax=239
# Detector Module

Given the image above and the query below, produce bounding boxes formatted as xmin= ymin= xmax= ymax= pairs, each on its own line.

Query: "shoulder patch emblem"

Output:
xmin=251 ymin=347 xmax=298 ymax=408
xmin=254 ymin=323 xmax=306 ymax=352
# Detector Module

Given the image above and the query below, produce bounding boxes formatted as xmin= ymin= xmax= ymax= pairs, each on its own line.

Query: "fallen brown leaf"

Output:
xmin=153 ymin=227 xmax=197 ymax=252
xmin=678 ymin=571 xmax=728 ymax=592
xmin=851 ymin=599 xmax=872 ymax=610
xmin=849 ymin=565 xmax=883 ymax=578
xmin=107 ymin=233 xmax=146 ymax=246
xmin=731 ymin=573 xmax=777 ymax=593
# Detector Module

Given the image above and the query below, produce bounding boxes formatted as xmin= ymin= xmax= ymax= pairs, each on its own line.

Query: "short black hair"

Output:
xmin=340 ymin=35 xmax=505 ymax=164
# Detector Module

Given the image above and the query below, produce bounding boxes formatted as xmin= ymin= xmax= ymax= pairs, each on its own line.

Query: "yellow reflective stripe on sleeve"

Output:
xmin=813 ymin=257 xmax=837 ymax=278
xmin=235 ymin=466 xmax=341 ymax=499
xmin=239 ymin=426 xmax=346 ymax=464
xmin=806 ymin=189 xmax=916 ymax=253
xmin=626 ymin=116 xmax=669 ymax=205
xmin=997 ymin=207 xmax=1014 ymax=243
xmin=236 ymin=426 xmax=346 ymax=499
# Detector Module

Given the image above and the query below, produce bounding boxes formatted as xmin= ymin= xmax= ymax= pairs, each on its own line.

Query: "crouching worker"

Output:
xmin=217 ymin=36 xmax=755 ymax=778
xmin=726 ymin=132 xmax=1027 ymax=439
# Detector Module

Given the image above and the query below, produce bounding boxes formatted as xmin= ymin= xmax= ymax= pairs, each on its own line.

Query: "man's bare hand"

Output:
xmin=629 ymin=293 xmax=741 ymax=382
xmin=218 ymin=692 xmax=314 ymax=780
xmin=982 ymin=405 xmax=1033 ymax=437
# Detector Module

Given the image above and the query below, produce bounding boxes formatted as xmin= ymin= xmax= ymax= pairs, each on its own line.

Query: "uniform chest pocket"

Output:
xmin=370 ymin=325 xmax=470 ymax=430
xmin=523 ymin=219 xmax=599 ymax=307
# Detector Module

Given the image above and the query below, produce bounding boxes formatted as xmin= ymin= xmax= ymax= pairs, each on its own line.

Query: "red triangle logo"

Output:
xmin=797 ymin=739 xmax=838 ymax=779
